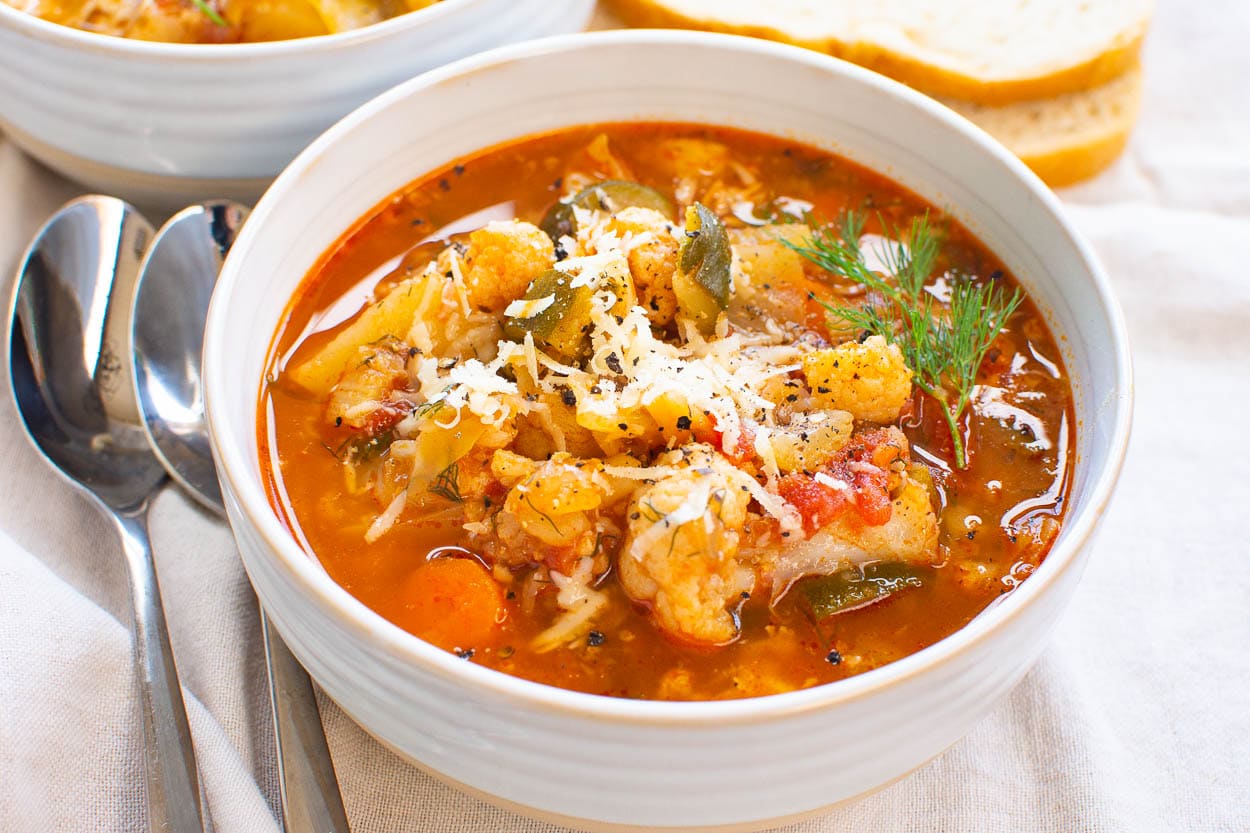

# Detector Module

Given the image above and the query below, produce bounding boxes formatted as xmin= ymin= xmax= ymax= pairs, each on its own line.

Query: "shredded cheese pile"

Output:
xmin=393 ymin=215 xmax=809 ymax=532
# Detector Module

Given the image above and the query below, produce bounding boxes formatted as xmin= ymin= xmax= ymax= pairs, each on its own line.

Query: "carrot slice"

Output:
xmin=395 ymin=557 xmax=506 ymax=653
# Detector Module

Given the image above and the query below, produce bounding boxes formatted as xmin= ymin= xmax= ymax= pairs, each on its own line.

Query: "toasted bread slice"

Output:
xmin=946 ymin=65 xmax=1141 ymax=186
xmin=605 ymin=0 xmax=1150 ymax=105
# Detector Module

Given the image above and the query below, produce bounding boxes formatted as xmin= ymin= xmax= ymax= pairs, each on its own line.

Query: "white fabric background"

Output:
xmin=2 ymin=0 xmax=1248 ymax=830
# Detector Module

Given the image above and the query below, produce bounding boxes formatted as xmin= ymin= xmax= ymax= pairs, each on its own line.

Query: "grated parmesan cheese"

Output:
xmin=753 ymin=424 xmax=781 ymax=480
xmin=626 ymin=479 xmax=714 ymax=564
xmin=503 ymin=294 xmax=556 ymax=320
xmin=443 ymin=247 xmax=474 ymax=320
xmin=602 ymin=464 xmax=679 ymax=481
xmin=369 ymin=204 xmax=822 ymax=547
xmin=814 ymin=472 xmax=852 ymax=493
xmin=531 ymin=557 xmax=608 ymax=652
xmin=365 ymin=488 xmax=408 ymax=543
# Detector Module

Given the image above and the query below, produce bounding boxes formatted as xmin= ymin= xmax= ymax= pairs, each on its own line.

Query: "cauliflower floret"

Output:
xmin=461 ymin=220 xmax=555 ymax=312
xmin=498 ymin=452 xmax=610 ymax=549
xmin=618 ymin=445 xmax=753 ymax=645
xmin=605 ymin=207 xmax=679 ymax=327
xmin=801 ymin=335 xmax=913 ymax=424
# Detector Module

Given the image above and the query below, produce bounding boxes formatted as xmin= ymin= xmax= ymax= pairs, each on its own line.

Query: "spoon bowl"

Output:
xmin=9 ymin=196 xmax=163 ymax=510
xmin=132 ymin=201 xmax=248 ymax=515
xmin=7 ymin=195 xmax=205 ymax=833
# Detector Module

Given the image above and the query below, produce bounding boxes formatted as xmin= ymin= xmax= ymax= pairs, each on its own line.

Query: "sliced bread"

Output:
xmin=944 ymin=65 xmax=1142 ymax=186
xmin=606 ymin=0 xmax=1150 ymax=105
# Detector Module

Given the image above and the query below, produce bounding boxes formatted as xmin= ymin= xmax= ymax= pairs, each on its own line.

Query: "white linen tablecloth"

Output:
xmin=2 ymin=1 xmax=1248 ymax=830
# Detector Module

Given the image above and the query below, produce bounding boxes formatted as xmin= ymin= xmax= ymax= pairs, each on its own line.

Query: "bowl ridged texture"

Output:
xmin=204 ymin=31 xmax=1132 ymax=830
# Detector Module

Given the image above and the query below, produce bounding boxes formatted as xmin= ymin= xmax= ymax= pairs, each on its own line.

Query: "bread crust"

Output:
xmin=945 ymin=66 xmax=1142 ymax=186
xmin=606 ymin=0 xmax=1149 ymax=105
xmin=1017 ymin=123 xmax=1134 ymax=187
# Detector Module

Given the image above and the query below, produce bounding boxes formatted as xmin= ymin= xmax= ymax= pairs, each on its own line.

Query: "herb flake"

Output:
xmin=428 ymin=462 xmax=463 ymax=502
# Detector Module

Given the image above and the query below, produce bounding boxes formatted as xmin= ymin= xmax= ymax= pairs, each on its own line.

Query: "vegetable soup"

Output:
xmin=260 ymin=123 xmax=1073 ymax=700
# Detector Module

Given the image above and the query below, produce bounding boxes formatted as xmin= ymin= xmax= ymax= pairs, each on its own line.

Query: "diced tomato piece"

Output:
xmin=778 ymin=426 xmax=902 ymax=533
xmin=360 ymin=398 xmax=411 ymax=436
xmin=483 ymin=479 xmax=508 ymax=505
xmin=846 ymin=427 xmax=897 ymax=461
xmin=708 ymin=420 xmax=756 ymax=466
xmin=852 ymin=467 xmax=892 ymax=526
xmin=778 ymin=472 xmax=852 ymax=535
xmin=544 ymin=546 xmax=581 ymax=577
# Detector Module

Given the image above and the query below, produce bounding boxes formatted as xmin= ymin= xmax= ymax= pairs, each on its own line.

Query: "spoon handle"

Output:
xmin=261 ymin=612 xmax=351 ymax=833
xmin=113 ymin=504 xmax=206 ymax=833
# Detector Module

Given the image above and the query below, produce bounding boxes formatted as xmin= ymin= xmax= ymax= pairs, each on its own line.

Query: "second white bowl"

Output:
xmin=0 ymin=0 xmax=594 ymax=207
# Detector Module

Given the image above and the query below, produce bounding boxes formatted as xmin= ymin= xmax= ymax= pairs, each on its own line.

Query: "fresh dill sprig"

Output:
xmin=787 ymin=211 xmax=1022 ymax=469
xmin=411 ymin=399 xmax=445 ymax=421
xmin=428 ymin=462 xmax=463 ymax=502
xmin=189 ymin=0 xmax=227 ymax=27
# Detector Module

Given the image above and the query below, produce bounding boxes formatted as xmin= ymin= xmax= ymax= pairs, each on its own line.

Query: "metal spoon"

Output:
xmin=131 ymin=201 xmax=350 ymax=833
xmin=6 ymin=196 xmax=205 ymax=833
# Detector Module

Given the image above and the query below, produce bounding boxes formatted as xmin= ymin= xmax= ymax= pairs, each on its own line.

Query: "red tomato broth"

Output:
xmin=260 ymin=123 xmax=1073 ymax=700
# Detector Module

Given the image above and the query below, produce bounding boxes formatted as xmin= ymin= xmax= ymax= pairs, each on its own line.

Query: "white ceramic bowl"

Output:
xmin=0 ymin=0 xmax=593 ymax=208
xmin=204 ymin=31 xmax=1132 ymax=831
